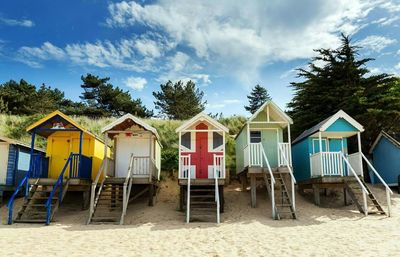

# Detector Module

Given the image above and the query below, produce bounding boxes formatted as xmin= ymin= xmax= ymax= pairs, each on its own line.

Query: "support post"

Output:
xmin=104 ymin=132 xmax=109 ymax=176
xmin=357 ymin=132 xmax=363 ymax=177
xmin=287 ymin=123 xmax=292 ymax=166
xmin=319 ymin=132 xmax=324 ymax=177
xmin=250 ymin=175 xmax=257 ymax=208
xmin=148 ymin=184 xmax=154 ymax=206
xmin=178 ymin=131 xmax=181 ymax=178
xmin=78 ymin=130 xmax=83 ymax=177
xmin=26 ymin=131 xmax=36 ymax=197
xmin=247 ymin=122 xmax=251 ymax=167
xmin=313 ymin=184 xmax=320 ymax=206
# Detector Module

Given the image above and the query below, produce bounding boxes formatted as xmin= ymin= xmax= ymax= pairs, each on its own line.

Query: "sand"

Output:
xmin=1 ymin=179 xmax=400 ymax=257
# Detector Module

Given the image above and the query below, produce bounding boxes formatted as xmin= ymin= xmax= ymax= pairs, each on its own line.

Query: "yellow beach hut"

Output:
xmin=8 ymin=110 xmax=110 ymax=225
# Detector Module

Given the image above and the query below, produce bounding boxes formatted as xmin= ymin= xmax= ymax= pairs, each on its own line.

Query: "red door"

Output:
xmin=196 ymin=123 xmax=208 ymax=178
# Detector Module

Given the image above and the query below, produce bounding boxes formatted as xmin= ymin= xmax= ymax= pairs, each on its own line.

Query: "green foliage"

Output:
xmin=153 ymin=80 xmax=206 ymax=119
xmin=288 ymin=34 xmax=400 ymax=150
xmin=245 ymin=84 xmax=272 ymax=114
xmin=80 ymin=74 xmax=153 ymax=118
xmin=0 ymin=97 xmax=8 ymax=113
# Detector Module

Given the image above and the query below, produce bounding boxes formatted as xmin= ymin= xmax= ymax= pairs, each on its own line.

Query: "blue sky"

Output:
xmin=0 ymin=0 xmax=399 ymax=117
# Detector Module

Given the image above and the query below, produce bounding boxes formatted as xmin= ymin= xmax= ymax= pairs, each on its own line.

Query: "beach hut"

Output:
xmin=292 ymin=110 xmax=393 ymax=216
xmin=176 ymin=112 xmax=229 ymax=223
xmin=369 ymin=131 xmax=400 ymax=188
xmin=235 ymin=100 xmax=296 ymax=220
xmin=0 ymin=136 xmax=46 ymax=204
xmin=7 ymin=110 xmax=110 ymax=224
xmin=87 ymin=114 xmax=161 ymax=224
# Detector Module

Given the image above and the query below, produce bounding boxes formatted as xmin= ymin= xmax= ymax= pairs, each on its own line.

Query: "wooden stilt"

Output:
xmin=219 ymin=185 xmax=224 ymax=213
xmin=148 ymin=184 xmax=154 ymax=206
xmin=179 ymin=186 xmax=184 ymax=211
xmin=82 ymin=190 xmax=90 ymax=210
xmin=313 ymin=184 xmax=320 ymax=206
xmin=250 ymin=175 xmax=257 ymax=208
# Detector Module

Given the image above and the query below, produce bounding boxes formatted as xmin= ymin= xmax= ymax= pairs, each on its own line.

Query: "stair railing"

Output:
xmin=340 ymin=153 xmax=369 ymax=216
xmin=360 ymin=152 xmax=393 ymax=217
xmin=259 ymin=143 xmax=276 ymax=219
xmin=88 ymin=157 xmax=107 ymax=224
xmin=45 ymin=153 xmax=74 ymax=225
xmin=7 ymin=171 xmax=30 ymax=224
xmin=121 ymin=153 xmax=134 ymax=225
xmin=185 ymin=155 xmax=192 ymax=223
xmin=213 ymin=154 xmax=222 ymax=224
xmin=278 ymin=143 xmax=297 ymax=212
xmin=7 ymin=152 xmax=44 ymax=224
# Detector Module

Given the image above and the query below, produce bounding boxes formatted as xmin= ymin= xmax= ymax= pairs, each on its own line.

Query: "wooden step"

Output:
xmin=14 ymin=219 xmax=47 ymax=223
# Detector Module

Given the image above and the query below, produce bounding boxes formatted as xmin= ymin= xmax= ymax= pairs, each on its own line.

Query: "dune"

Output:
xmin=1 ymin=179 xmax=399 ymax=256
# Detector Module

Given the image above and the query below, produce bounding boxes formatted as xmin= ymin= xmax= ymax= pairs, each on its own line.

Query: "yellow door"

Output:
xmin=49 ymin=137 xmax=70 ymax=178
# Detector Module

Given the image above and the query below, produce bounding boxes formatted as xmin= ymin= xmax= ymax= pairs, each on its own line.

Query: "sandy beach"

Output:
xmin=1 ymin=179 xmax=399 ymax=257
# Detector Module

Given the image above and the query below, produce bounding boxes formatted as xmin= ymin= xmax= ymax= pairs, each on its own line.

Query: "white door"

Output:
xmin=0 ymin=143 xmax=10 ymax=184
xmin=115 ymin=135 xmax=150 ymax=178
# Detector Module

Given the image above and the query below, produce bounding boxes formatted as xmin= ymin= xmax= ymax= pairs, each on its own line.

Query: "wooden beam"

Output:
xmin=250 ymin=175 xmax=257 ymax=208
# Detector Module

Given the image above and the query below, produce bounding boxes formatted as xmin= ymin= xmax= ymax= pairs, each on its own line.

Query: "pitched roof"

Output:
xmin=101 ymin=113 xmax=161 ymax=142
xmin=175 ymin=112 xmax=229 ymax=133
xmin=0 ymin=135 xmax=44 ymax=152
xmin=292 ymin=110 xmax=364 ymax=145
xmin=26 ymin=110 xmax=103 ymax=142
xmin=249 ymin=100 xmax=293 ymax=124
xmin=369 ymin=131 xmax=400 ymax=153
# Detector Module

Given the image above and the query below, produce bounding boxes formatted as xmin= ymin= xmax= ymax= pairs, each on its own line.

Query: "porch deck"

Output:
xmin=178 ymin=178 xmax=225 ymax=186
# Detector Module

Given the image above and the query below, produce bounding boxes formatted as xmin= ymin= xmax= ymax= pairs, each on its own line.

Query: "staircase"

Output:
xmin=186 ymin=185 xmax=220 ymax=222
xmin=14 ymin=178 xmax=70 ymax=223
xmin=344 ymin=179 xmax=386 ymax=215
xmin=88 ymin=178 xmax=125 ymax=224
xmin=264 ymin=169 xmax=296 ymax=220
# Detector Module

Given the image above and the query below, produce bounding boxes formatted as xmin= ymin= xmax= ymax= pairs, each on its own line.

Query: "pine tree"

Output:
xmin=153 ymin=80 xmax=206 ymax=119
xmin=288 ymin=34 xmax=400 ymax=150
xmin=80 ymin=74 xmax=153 ymax=117
xmin=245 ymin=84 xmax=272 ymax=114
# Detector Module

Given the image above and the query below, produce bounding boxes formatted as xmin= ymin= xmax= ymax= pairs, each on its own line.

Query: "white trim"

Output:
xmin=369 ymin=131 xmax=400 ymax=154
xmin=312 ymin=138 xmax=328 ymax=154
xmin=248 ymin=100 xmax=293 ymax=124
xmin=101 ymin=113 xmax=161 ymax=142
xmin=176 ymin=112 xmax=229 ymax=133
xmin=320 ymin=110 xmax=364 ymax=132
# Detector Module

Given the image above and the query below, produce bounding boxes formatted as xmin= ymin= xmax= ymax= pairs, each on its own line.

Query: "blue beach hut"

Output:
xmin=369 ymin=131 xmax=400 ymax=187
xmin=0 ymin=136 xmax=46 ymax=204
xmin=291 ymin=110 xmax=393 ymax=216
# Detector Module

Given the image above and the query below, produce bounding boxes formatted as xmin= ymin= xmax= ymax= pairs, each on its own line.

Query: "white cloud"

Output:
xmin=206 ymin=103 xmax=225 ymax=109
xmin=357 ymin=35 xmax=397 ymax=52
xmin=223 ymin=99 xmax=241 ymax=104
xmin=0 ymin=17 xmax=35 ymax=27
xmin=395 ymin=63 xmax=400 ymax=70
xmin=16 ymin=42 xmax=65 ymax=68
xmin=123 ymin=76 xmax=147 ymax=90
xmin=105 ymin=0 xmax=380 ymax=85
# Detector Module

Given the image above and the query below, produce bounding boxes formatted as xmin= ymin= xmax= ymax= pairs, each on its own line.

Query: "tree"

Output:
xmin=0 ymin=80 xmax=37 ymax=115
xmin=80 ymin=74 xmax=153 ymax=117
xmin=0 ymin=97 xmax=8 ymax=113
xmin=288 ymin=34 xmax=400 ymax=150
xmin=245 ymin=84 xmax=272 ymax=114
xmin=153 ymin=80 xmax=206 ymax=119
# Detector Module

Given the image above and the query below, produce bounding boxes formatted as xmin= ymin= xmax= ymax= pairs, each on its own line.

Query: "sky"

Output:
xmin=0 ymin=0 xmax=399 ymax=117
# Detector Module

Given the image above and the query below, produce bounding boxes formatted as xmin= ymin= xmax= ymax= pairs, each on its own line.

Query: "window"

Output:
xmin=17 ymin=151 xmax=30 ymax=171
xmin=181 ymin=132 xmax=191 ymax=149
xmin=213 ymin=132 xmax=223 ymax=149
xmin=250 ymin=131 xmax=261 ymax=143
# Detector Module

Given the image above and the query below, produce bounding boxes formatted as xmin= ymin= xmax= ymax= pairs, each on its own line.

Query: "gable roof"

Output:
xmin=26 ymin=110 xmax=102 ymax=142
xmin=101 ymin=113 xmax=160 ymax=141
xmin=249 ymin=100 xmax=293 ymax=124
xmin=369 ymin=131 xmax=400 ymax=153
xmin=292 ymin=110 xmax=364 ymax=145
xmin=175 ymin=112 xmax=229 ymax=133
xmin=0 ymin=135 xmax=44 ymax=152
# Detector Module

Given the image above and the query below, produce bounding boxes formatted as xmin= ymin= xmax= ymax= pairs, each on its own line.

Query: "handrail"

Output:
xmin=259 ymin=143 xmax=276 ymax=219
xmin=7 ymin=170 xmax=30 ymax=224
xmin=340 ymin=153 xmax=369 ymax=215
xmin=45 ymin=153 xmax=74 ymax=225
xmin=213 ymin=154 xmax=221 ymax=224
xmin=121 ymin=153 xmax=134 ymax=225
xmin=186 ymin=155 xmax=191 ymax=223
xmin=88 ymin=158 xmax=107 ymax=224
xmin=360 ymin=152 xmax=393 ymax=216
xmin=278 ymin=143 xmax=296 ymax=211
